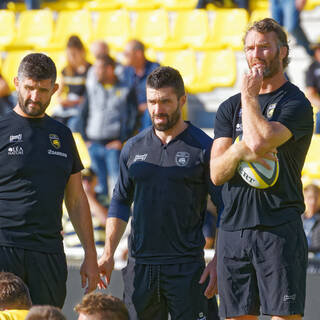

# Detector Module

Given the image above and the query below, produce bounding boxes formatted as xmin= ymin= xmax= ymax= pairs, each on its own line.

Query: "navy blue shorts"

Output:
xmin=217 ymin=219 xmax=308 ymax=318
xmin=122 ymin=258 xmax=220 ymax=320
xmin=0 ymin=246 xmax=68 ymax=308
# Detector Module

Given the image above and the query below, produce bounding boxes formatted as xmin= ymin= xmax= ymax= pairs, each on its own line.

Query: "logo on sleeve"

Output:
xmin=175 ymin=151 xmax=190 ymax=167
xmin=133 ymin=153 xmax=148 ymax=162
xmin=49 ymin=134 xmax=61 ymax=149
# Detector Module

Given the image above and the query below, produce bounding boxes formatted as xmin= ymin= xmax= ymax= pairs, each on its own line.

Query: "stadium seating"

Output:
xmin=302 ymin=134 xmax=320 ymax=179
xmin=72 ymin=132 xmax=91 ymax=168
xmin=162 ymin=9 xmax=212 ymax=50
xmin=84 ymin=0 xmax=122 ymax=10
xmin=0 ymin=10 xmax=15 ymax=50
xmin=161 ymin=50 xmax=197 ymax=91
xmin=1 ymin=51 xmax=31 ymax=91
xmin=132 ymin=10 xmax=170 ymax=49
xmin=92 ymin=10 xmax=130 ymax=50
xmin=209 ymin=9 xmax=249 ymax=50
xmin=12 ymin=9 xmax=54 ymax=49
xmin=161 ymin=0 xmax=198 ymax=11
xmin=39 ymin=10 xmax=92 ymax=50
xmin=249 ymin=0 xmax=269 ymax=11
xmin=249 ymin=9 xmax=271 ymax=24
xmin=305 ymin=0 xmax=320 ymax=10
xmin=191 ymin=49 xmax=237 ymax=93
xmin=41 ymin=0 xmax=84 ymax=11
xmin=121 ymin=0 xmax=160 ymax=10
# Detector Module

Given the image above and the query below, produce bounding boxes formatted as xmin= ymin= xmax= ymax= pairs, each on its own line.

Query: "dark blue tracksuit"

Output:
xmin=109 ymin=122 xmax=221 ymax=319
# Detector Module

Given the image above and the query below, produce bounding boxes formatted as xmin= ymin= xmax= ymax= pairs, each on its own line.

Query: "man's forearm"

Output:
xmin=102 ymin=217 xmax=128 ymax=259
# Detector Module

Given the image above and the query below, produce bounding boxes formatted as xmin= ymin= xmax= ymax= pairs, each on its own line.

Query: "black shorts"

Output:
xmin=0 ymin=246 xmax=68 ymax=308
xmin=217 ymin=219 xmax=308 ymax=318
xmin=122 ymin=258 xmax=219 ymax=320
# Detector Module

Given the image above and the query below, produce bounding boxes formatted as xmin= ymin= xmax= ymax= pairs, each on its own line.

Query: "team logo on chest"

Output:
xmin=266 ymin=103 xmax=277 ymax=119
xmin=49 ymin=134 xmax=61 ymax=149
xmin=175 ymin=151 xmax=190 ymax=167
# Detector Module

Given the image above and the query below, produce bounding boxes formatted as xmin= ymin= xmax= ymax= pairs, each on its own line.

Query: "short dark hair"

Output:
xmin=0 ymin=272 xmax=32 ymax=310
xmin=146 ymin=66 xmax=185 ymax=98
xmin=96 ymin=54 xmax=116 ymax=68
xmin=244 ymin=18 xmax=290 ymax=69
xmin=67 ymin=35 xmax=85 ymax=50
xmin=18 ymin=53 xmax=57 ymax=83
xmin=25 ymin=305 xmax=66 ymax=320
xmin=130 ymin=39 xmax=145 ymax=52
xmin=74 ymin=292 xmax=129 ymax=320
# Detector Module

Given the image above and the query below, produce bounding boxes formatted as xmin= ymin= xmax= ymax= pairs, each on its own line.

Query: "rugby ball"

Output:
xmin=235 ymin=135 xmax=279 ymax=189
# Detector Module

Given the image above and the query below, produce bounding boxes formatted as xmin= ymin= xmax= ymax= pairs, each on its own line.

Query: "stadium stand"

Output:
xmin=162 ymin=0 xmax=198 ymax=10
xmin=121 ymin=0 xmax=160 ymax=10
xmin=84 ymin=0 xmax=122 ymax=10
xmin=92 ymin=10 xmax=131 ymax=51
xmin=0 ymin=10 xmax=15 ymax=50
xmin=11 ymin=9 xmax=54 ymax=50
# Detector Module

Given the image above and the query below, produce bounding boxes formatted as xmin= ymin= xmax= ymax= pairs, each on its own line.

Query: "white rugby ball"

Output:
xmin=235 ymin=135 xmax=279 ymax=189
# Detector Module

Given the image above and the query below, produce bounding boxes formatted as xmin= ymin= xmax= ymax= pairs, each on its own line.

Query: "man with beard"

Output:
xmin=98 ymin=66 xmax=221 ymax=319
xmin=0 ymin=53 xmax=100 ymax=307
xmin=201 ymin=18 xmax=314 ymax=319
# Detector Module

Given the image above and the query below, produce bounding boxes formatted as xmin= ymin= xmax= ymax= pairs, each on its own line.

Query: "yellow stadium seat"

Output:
xmin=132 ymin=10 xmax=170 ymax=49
xmin=84 ymin=0 xmax=122 ymax=10
xmin=2 ymin=51 xmax=31 ymax=91
xmin=41 ymin=0 xmax=83 ymax=11
xmin=121 ymin=0 xmax=160 ymax=10
xmin=191 ymin=49 xmax=236 ymax=93
xmin=0 ymin=10 xmax=15 ymax=49
xmin=209 ymin=9 xmax=249 ymax=50
xmin=302 ymin=135 xmax=320 ymax=179
xmin=163 ymin=9 xmax=212 ymax=50
xmin=161 ymin=0 xmax=198 ymax=10
xmin=92 ymin=10 xmax=131 ymax=50
xmin=249 ymin=0 xmax=269 ymax=11
xmin=161 ymin=50 xmax=197 ymax=91
xmin=305 ymin=0 xmax=320 ymax=10
xmin=12 ymin=10 xmax=54 ymax=49
xmin=6 ymin=2 xmax=27 ymax=11
xmin=40 ymin=10 xmax=92 ymax=50
xmin=45 ymin=51 xmax=67 ymax=76
xmin=249 ymin=9 xmax=271 ymax=24
xmin=73 ymin=132 xmax=91 ymax=168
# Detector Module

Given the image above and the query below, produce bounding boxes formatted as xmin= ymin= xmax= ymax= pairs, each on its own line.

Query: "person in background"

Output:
xmin=75 ymin=292 xmax=129 ymax=320
xmin=80 ymin=54 xmax=137 ymax=203
xmin=25 ymin=306 xmax=66 ymax=320
xmin=53 ymin=35 xmax=91 ymax=131
xmin=305 ymin=40 xmax=320 ymax=133
xmin=0 ymin=272 xmax=31 ymax=320
xmin=302 ymin=183 xmax=320 ymax=258
xmin=270 ymin=0 xmax=314 ymax=57
xmin=123 ymin=39 xmax=160 ymax=131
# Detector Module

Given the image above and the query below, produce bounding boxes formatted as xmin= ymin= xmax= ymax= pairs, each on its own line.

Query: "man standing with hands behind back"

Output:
xmin=0 ymin=53 xmax=100 ymax=308
xmin=202 ymin=18 xmax=314 ymax=319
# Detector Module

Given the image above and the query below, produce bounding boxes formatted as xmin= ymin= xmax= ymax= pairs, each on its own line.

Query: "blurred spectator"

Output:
xmin=25 ymin=306 xmax=66 ymax=320
xmin=0 ymin=73 xmax=14 ymax=117
xmin=196 ymin=0 xmax=248 ymax=9
xmin=52 ymin=35 xmax=91 ymax=131
xmin=305 ymin=40 xmax=320 ymax=133
xmin=63 ymin=168 xmax=107 ymax=248
xmin=123 ymin=40 xmax=159 ymax=131
xmin=270 ymin=0 xmax=314 ymax=57
xmin=302 ymin=184 xmax=320 ymax=258
xmin=74 ymin=292 xmax=129 ymax=320
xmin=87 ymin=41 xmax=125 ymax=87
xmin=0 ymin=272 xmax=31 ymax=320
xmin=79 ymin=54 xmax=137 ymax=202
xmin=0 ymin=0 xmax=40 ymax=9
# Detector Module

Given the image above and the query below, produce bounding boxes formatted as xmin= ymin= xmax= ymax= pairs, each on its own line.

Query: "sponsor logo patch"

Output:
xmin=133 ymin=154 xmax=148 ymax=162
xmin=8 ymin=146 xmax=24 ymax=156
xmin=10 ymin=134 xmax=23 ymax=143
xmin=49 ymin=134 xmax=61 ymax=149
